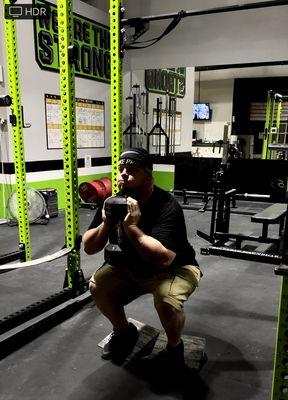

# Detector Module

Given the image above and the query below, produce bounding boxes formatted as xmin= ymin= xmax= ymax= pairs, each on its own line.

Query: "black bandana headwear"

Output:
xmin=119 ymin=148 xmax=153 ymax=175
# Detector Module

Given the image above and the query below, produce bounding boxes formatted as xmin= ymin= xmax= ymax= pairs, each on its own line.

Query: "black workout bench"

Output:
xmin=214 ymin=203 xmax=288 ymax=252
xmin=251 ymin=203 xmax=287 ymax=239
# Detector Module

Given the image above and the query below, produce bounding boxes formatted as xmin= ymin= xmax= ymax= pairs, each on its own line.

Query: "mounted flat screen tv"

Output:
xmin=193 ymin=103 xmax=211 ymax=121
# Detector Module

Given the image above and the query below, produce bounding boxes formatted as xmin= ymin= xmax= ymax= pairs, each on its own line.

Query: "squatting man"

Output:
xmin=83 ymin=148 xmax=202 ymax=369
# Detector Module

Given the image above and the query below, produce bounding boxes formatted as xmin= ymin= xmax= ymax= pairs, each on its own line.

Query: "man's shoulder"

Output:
xmin=153 ymin=186 xmax=181 ymax=209
xmin=153 ymin=185 xmax=172 ymax=200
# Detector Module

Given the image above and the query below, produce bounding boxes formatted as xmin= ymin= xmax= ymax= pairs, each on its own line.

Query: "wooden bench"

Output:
xmin=251 ymin=203 xmax=287 ymax=239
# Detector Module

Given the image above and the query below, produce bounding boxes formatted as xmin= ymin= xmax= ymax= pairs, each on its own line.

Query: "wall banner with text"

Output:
xmin=145 ymin=68 xmax=186 ymax=98
xmin=33 ymin=0 xmax=110 ymax=83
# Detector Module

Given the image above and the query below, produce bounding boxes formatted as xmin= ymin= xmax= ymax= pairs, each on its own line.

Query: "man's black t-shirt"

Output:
xmin=88 ymin=186 xmax=199 ymax=276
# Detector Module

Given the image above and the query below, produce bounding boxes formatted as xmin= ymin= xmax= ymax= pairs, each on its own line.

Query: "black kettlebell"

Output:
xmin=104 ymin=195 xmax=127 ymax=222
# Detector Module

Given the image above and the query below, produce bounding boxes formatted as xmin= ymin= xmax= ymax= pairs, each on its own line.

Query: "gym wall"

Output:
xmin=123 ymin=0 xmax=288 ymax=70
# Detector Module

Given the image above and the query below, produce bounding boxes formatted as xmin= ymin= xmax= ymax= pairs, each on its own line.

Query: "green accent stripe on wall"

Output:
xmin=153 ymin=171 xmax=174 ymax=191
xmin=0 ymin=166 xmax=175 ymax=217
xmin=27 ymin=173 xmax=112 ymax=210
xmin=0 ymin=183 xmax=15 ymax=219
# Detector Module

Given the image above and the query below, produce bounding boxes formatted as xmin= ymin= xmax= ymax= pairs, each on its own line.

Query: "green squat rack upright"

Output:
xmin=3 ymin=0 xmax=31 ymax=262
xmin=110 ymin=0 xmax=123 ymax=195
xmin=261 ymin=90 xmax=288 ymax=202
xmin=262 ymin=90 xmax=288 ymax=160
xmin=271 ymin=265 xmax=288 ymax=400
xmin=57 ymin=0 xmax=84 ymax=292
xmin=272 ymin=191 xmax=288 ymax=400
xmin=267 ymin=91 xmax=288 ymax=400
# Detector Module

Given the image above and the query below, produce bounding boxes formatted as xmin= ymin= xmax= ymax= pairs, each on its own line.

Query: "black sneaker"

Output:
xmin=166 ymin=340 xmax=185 ymax=370
xmin=102 ymin=322 xmax=139 ymax=364
xmin=153 ymin=340 xmax=186 ymax=373
xmin=149 ymin=340 xmax=186 ymax=393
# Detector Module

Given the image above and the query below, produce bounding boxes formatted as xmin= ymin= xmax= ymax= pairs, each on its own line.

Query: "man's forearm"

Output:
xmin=124 ymin=225 xmax=176 ymax=269
xmin=83 ymin=222 xmax=111 ymax=254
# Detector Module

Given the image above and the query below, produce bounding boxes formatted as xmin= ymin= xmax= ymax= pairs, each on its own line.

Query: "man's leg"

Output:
xmin=89 ymin=263 xmax=139 ymax=329
xmin=154 ymin=301 xmax=185 ymax=346
xmin=89 ymin=264 xmax=140 ymax=362
xmin=150 ymin=265 xmax=201 ymax=368
xmin=152 ymin=265 xmax=201 ymax=345
xmin=154 ymin=300 xmax=186 ymax=372
xmin=89 ymin=281 xmax=129 ymax=330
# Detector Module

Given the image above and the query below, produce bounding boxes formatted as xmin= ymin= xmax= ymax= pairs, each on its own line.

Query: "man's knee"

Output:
xmin=89 ymin=281 xmax=98 ymax=297
xmin=89 ymin=280 xmax=106 ymax=300
xmin=154 ymin=286 xmax=185 ymax=312
xmin=154 ymin=299 xmax=182 ymax=316
xmin=89 ymin=280 xmax=120 ymax=305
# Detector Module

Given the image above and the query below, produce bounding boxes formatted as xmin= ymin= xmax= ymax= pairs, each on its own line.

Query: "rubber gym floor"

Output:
xmin=0 ymin=202 xmax=279 ymax=400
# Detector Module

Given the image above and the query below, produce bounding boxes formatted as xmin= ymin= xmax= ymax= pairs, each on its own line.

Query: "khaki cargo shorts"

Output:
xmin=89 ymin=263 xmax=201 ymax=311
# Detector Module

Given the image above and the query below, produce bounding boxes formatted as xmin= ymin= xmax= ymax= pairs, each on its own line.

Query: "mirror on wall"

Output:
xmin=123 ymin=67 xmax=193 ymax=156
xmin=123 ymin=64 xmax=288 ymax=160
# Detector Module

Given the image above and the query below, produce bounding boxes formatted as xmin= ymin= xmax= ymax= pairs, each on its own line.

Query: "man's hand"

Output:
xmin=123 ymin=196 xmax=141 ymax=228
xmin=122 ymin=196 xmax=176 ymax=269
xmin=102 ymin=196 xmax=113 ymax=226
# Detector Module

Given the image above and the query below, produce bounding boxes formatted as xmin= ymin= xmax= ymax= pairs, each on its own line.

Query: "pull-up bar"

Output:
xmin=122 ymin=0 xmax=288 ymax=25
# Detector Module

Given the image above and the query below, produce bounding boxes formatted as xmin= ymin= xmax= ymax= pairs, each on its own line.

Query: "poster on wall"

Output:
xmin=45 ymin=94 xmax=105 ymax=149
xmin=152 ymin=109 xmax=182 ymax=147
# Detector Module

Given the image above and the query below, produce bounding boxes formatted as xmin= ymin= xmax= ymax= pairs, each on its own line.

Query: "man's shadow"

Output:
xmin=126 ymin=353 xmax=209 ymax=399
xmin=69 ymin=333 xmax=261 ymax=400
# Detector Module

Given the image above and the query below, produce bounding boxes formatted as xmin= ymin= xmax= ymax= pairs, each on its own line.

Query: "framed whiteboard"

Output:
xmin=45 ymin=94 xmax=105 ymax=149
